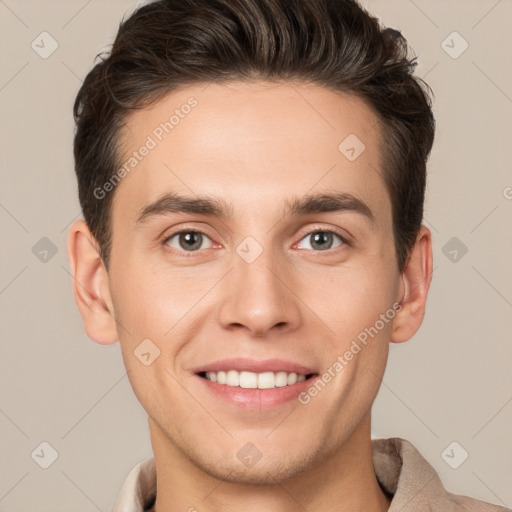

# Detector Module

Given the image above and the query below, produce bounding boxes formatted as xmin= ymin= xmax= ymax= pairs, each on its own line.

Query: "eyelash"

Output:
xmin=161 ymin=226 xmax=349 ymax=256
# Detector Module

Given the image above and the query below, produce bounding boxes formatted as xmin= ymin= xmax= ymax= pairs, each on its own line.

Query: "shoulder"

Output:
xmin=372 ymin=437 xmax=510 ymax=512
xmin=112 ymin=457 xmax=156 ymax=512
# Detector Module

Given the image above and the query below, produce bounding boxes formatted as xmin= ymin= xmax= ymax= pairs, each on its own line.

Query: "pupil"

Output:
xmin=180 ymin=232 xmax=202 ymax=251
xmin=312 ymin=232 xmax=332 ymax=250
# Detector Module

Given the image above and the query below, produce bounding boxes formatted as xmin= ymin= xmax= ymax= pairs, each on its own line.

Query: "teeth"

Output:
xmin=226 ymin=370 xmax=239 ymax=386
xmin=240 ymin=371 xmax=257 ymax=388
xmin=204 ymin=370 xmax=307 ymax=389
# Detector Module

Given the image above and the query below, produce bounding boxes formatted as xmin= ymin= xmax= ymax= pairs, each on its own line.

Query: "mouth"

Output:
xmin=193 ymin=359 xmax=320 ymax=410
xmin=191 ymin=358 xmax=320 ymax=410
xmin=197 ymin=370 xmax=317 ymax=389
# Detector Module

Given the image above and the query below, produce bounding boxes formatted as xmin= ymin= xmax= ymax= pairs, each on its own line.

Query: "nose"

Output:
xmin=217 ymin=242 xmax=302 ymax=337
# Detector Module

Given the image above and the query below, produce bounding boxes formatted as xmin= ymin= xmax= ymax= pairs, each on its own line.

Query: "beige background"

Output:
xmin=1 ymin=0 xmax=511 ymax=510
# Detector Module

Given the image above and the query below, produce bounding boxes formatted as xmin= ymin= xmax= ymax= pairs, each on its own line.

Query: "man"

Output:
xmin=67 ymin=0 xmax=509 ymax=510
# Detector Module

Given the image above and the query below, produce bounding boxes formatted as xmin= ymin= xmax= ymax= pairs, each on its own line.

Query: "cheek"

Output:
xmin=299 ymin=261 xmax=398 ymax=340
xmin=109 ymin=261 xmax=214 ymax=377
xmin=109 ymin=255 xmax=191 ymax=328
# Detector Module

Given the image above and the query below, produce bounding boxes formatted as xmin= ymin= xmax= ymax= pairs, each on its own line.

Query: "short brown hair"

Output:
xmin=73 ymin=0 xmax=435 ymax=272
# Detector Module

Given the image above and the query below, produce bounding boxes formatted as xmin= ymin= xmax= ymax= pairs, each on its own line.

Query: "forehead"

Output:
xmin=113 ymin=80 xmax=389 ymax=227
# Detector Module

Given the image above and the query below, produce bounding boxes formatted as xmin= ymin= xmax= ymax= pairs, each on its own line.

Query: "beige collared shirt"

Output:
xmin=112 ymin=437 xmax=510 ymax=511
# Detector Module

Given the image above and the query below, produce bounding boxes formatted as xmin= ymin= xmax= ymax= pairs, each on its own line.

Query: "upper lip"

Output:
xmin=192 ymin=358 xmax=317 ymax=375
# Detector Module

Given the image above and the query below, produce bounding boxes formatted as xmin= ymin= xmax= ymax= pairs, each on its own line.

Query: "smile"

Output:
xmin=200 ymin=370 xmax=313 ymax=389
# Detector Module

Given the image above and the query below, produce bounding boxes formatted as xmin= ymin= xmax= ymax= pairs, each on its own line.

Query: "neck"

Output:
xmin=149 ymin=412 xmax=391 ymax=512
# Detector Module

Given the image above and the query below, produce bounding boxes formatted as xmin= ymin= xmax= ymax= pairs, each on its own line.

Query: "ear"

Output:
xmin=66 ymin=219 xmax=118 ymax=345
xmin=390 ymin=225 xmax=433 ymax=343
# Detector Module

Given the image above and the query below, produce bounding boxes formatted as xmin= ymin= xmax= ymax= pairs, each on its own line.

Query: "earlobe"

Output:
xmin=390 ymin=226 xmax=433 ymax=344
xmin=67 ymin=220 xmax=119 ymax=345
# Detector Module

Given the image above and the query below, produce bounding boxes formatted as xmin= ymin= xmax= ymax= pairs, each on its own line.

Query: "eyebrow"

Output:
xmin=134 ymin=191 xmax=375 ymax=227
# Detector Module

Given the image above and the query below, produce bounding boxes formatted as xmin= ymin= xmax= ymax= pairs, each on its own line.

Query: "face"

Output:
xmin=102 ymin=81 xmax=404 ymax=483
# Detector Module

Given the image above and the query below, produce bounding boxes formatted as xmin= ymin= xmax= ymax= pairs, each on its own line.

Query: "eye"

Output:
xmin=164 ymin=230 xmax=214 ymax=252
xmin=296 ymin=230 xmax=346 ymax=251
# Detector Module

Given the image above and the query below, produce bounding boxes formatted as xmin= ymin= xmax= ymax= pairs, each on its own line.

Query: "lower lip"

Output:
xmin=196 ymin=374 xmax=318 ymax=411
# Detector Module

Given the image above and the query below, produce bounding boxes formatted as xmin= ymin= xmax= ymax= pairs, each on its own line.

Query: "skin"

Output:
xmin=67 ymin=80 xmax=432 ymax=512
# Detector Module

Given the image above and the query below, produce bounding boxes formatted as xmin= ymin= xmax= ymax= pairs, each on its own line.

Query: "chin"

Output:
xmin=186 ymin=441 xmax=324 ymax=486
xmin=203 ymin=455 xmax=313 ymax=485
